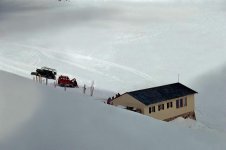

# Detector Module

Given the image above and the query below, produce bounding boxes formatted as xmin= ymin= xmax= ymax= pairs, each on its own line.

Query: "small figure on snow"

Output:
xmin=107 ymin=98 xmax=111 ymax=104
xmin=83 ymin=84 xmax=86 ymax=94
xmin=116 ymin=93 xmax=121 ymax=98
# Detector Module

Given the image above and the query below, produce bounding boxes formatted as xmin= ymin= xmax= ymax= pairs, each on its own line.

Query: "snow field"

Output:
xmin=0 ymin=0 xmax=226 ymax=148
xmin=0 ymin=70 xmax=226 ymax=150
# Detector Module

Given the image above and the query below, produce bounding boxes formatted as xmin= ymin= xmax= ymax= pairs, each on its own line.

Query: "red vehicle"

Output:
xmin=58 ymin=75 xmax=78 ymax=88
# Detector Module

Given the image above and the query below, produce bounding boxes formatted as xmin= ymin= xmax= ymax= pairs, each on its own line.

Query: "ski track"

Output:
xmin=0 ymin=41 xmax=156 ymax=84
xmin=36 ymin=45 xmax=156 ymax=82
xmin=0 ymin=42 xmax=43 ymax=74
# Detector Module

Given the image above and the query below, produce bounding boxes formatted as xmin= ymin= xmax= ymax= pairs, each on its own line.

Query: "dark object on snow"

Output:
xmin=58 ymin=75 xmax=78 ymax=88
xmin=31 ymin=67 xmax=57 ymax=80
xmin=107 ymin=98 xmax=111 ymax=104
xmin=83 ymin=84 xmax=86 ymax=94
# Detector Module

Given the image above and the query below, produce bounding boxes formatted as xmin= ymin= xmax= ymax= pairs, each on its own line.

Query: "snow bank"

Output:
xmin=1 ymin=0 xmax=226 ymax=148
xmin=171 ymin=64 xmax=226 ymax=133
xmin=0 ymin=70 xmax=226 ymax=150
xmin=192 ymin=65 xmax=226 ymax=132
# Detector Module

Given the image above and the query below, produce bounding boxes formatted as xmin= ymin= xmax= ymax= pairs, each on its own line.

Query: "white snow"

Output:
xmin=1 ymin=1 xmax=226 ymax=91
xmin=192 ymin=66 xmax=226 ymax=133
xmin=0 ymin=70 xmax=226 ymax=150
xmin=1 ymin=0 xmax=226 ymax=148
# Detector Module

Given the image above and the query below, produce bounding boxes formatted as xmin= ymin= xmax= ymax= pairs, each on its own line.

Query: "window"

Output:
xmin=176 ymin=97 xmax=187 ymax=109
xmin=149 ymin=106 xmax=155 ymax=113
xmin=176 ymin=100 xmax=179 ymax=108
xmin=152 ymin=106 xmax=155 ymax=112
xmin=158 ymin=104 xmax=164 ymax=111
xmin=180 ymin=99 xmax=183 ymax=107
xmin=167 ymin=102 xmax=173 ymax=109
xmin=170 ymin=102 xmax=173 ymax=107
xmin=149 ymin=107 xmax=151 ymax=113
xmin=184 ymin=97 xmax=187 ymax=107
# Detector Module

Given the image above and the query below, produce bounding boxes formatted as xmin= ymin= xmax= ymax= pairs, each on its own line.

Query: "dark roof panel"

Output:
xmin=127 ymin=83 xmax=197 ymax=105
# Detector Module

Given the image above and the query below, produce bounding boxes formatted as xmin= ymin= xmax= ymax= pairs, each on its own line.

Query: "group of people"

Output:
xmin=107 ymin=93 xmax=121 ymax=104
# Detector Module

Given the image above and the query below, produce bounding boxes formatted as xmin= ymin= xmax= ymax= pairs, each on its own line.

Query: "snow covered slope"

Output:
xmin=192 ymin=65 xmax=226 ymax=133
xmin=1 ymin=0 xmax=226 ymax=91
xmin=1 ymin=0 xmax=226 ymax=144
xmin=0 ymin=70 xmax=226 ymax=150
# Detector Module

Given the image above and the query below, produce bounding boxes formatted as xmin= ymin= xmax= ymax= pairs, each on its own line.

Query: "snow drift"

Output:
xmin=0 ymin=70 xmax=226 ymax=150
xmin=1 ymin=0 xmax=226 ymax=148
xmin=192 ymin=65 xmax=226 ymax=133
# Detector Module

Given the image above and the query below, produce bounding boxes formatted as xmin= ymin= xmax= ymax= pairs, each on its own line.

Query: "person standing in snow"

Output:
xmin=83 ymin=84 xmax=86 ymax=94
